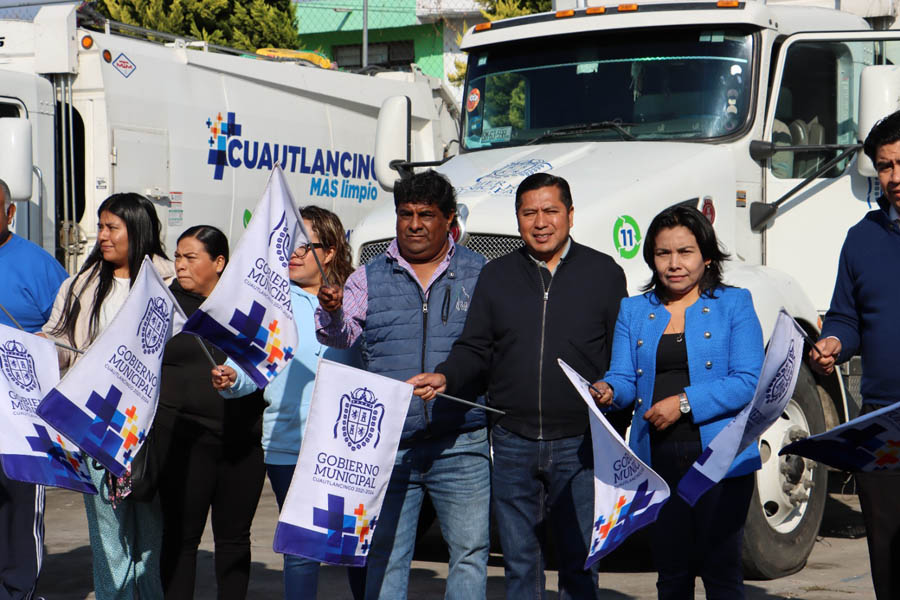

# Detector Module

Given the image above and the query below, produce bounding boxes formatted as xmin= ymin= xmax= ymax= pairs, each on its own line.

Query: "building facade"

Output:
xmin=295 ymin=0 xmax=480 ymax=100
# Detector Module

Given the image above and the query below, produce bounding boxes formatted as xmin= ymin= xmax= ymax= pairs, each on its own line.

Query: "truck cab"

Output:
xmin=358 ymin=0 xmax=900 ymax=577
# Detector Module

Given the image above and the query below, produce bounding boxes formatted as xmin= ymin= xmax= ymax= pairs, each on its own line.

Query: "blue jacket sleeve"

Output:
xmin=217 ymin=357 xmax=259 ymax=399
xmin=685 ymin=289 xmax=764 ymax=425
xmin=820 ymin=239 xmax=860 ymax=362
xmin=601 ymin=297 xmax=638 ymax=410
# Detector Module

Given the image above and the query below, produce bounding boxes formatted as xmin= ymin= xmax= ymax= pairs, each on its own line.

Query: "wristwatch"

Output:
xmin=678 ymin=393 xmax=691 ymax=414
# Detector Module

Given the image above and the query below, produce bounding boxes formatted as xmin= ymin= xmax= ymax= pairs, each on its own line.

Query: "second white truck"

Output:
xmin=360 ymin=0 xmax=900 ymax=578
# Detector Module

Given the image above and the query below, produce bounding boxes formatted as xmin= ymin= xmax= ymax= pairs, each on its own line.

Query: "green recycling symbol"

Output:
xmin=613 ymin=215 xmax=642 ymax=259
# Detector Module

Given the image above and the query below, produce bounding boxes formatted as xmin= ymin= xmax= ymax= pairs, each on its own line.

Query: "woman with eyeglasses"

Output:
xmin=212 ymin=206 xmax=362 ymax=599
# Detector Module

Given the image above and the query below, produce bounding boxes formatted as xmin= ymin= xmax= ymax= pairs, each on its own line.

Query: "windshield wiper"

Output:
xmin=525 ymin=121 xmax=636 ymax=145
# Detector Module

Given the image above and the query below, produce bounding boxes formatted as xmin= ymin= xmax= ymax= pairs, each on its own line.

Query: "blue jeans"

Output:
xmin=364 ymin=428 xmax=491 ymax=600
xmin=267 ymin=464 xmax=321 ymax=599
xmin=267 ymin=464 xmax=366 ymax=600
xmin=490 ymin=425 xmax=599 ymax=600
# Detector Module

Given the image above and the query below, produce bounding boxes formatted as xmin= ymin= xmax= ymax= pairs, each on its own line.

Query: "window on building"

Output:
xmin=334 ymin=40 xmax=415 ymax=69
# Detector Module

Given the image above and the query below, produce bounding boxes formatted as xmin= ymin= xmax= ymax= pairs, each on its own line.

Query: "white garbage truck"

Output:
xmin=0 ymin=4 xmax=458 ymax=273
xmin=357 ymin=0 xmax=900 ymax=578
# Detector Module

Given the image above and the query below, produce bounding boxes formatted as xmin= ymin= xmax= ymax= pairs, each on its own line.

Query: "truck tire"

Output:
xmin=742 ymin=365 xmax=828 ymax=580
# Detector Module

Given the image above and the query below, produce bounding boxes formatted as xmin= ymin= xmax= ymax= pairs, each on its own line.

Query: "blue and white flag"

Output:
xmin=0 ymin=324 xmax=96 ymax=494
xmin=37 ymin=257 xmax=185 ymax=478
xmin=558 ymin=359 xmax=669 ymax=567
xmin=781 ymin=402 xmax=900 ymax=472
xmin=274 ymin=359 xmax=412 ymax=566
xmin=678 ymin=309 xmax=805 ymax=505
xmin=182 ymin=165 xmax=306 ymax=389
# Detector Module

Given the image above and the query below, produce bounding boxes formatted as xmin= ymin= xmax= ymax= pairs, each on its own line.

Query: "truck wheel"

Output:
xmin=742 ymin=365 xmax=828 ymax=580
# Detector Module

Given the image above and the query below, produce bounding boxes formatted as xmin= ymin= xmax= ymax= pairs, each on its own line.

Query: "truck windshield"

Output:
xmin=462 ymin=27 xmax=754 ymax=150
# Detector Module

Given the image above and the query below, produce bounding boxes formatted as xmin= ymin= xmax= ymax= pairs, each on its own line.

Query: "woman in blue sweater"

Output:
xmin=213 ymin=207 xmax=361 ymax=599
xmin=591 ymin=205 xmax=764 ymax=599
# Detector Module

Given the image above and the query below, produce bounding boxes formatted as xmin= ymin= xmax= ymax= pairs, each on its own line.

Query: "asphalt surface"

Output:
xmin=36 ymin=477 xmax=874 ymax=599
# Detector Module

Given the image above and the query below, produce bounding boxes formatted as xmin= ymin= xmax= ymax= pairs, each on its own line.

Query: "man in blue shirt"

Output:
xmin=812 ymin=110 xmax=900 ymax=600
xmin=0 ymin=179 xmax=68 ymax=600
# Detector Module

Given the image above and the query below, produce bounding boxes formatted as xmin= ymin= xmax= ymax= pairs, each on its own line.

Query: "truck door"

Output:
xmin=0 ymin=70 xmax=55 ymax=249
xmin=111 ymin=126 xmax=171 ymax=245
xmin=761 ymin=31 xmax=900 ymax=312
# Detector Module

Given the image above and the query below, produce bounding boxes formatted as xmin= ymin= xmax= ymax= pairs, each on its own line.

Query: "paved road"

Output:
xmin=37 ymin=479 xmax=874 ymax=599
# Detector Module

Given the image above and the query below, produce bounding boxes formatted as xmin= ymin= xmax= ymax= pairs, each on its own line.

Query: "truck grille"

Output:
xmin=464 ymin=234 xmax=525 ymax=260
xmin=358 ymin=240 xmax=392 ymax=265
xmin=358 ymin=234 xmax=524 ymax=265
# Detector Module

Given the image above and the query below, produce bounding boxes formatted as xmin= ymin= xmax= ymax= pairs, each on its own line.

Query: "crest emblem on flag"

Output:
xmin=269 ymin=212 xmax=293 ymax=268
xmin=138 ymin=296 xmax=169 ymax=355
xmin=334 ymin=387 xmax=385 ymax=451
xmin=0 ymin=340 xmax=39 ymax=393
xmin=766 ymin=339 xmax=796 ymax=404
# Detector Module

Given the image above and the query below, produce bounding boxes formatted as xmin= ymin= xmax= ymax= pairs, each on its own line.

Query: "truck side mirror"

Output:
xmin=0 ymin=118 xmax=33 ymax=201
xmin=858 ymin=65 xmax=900 ymax=177
xmin=374 ymin=96 xmax=411 ymax=192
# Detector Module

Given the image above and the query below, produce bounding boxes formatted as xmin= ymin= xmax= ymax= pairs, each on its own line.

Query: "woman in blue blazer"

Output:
xmin=592 ymin=205 xmax=764 ymax=600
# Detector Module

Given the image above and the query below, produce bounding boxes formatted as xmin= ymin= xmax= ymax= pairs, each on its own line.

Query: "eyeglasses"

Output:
xmin=294 ymin=243 xmax=326 ymax=258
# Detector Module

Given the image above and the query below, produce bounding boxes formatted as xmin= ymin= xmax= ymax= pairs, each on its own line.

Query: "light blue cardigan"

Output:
xmin=603 ymin=286 xmax=764 ymax=478
xmin=220 ymin=284 xmax=361 ymax=465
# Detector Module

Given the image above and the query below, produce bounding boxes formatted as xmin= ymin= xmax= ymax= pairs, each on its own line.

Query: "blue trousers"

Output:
xmin=364 ymin=428 xmax=491 ymax=600
xmin=83 ymin=461 xmax=164 ymax=600
xmin=490 ymin=425 xmax=599 ymax=600
xmin=267 ymin=463 xmax=365 ymax=600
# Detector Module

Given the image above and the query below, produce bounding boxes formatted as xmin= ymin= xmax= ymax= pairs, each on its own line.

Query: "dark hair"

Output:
xmin=515 ymin=173 xmax=573 ymax=212
xmin=51 ymin=193 xmax=168 ymax=343
xmin=864 ymin=109 xmax=900 ymax=162
xmin=178 ymin=225 xmax=229 ymax=267
xmin=393 ymin=170 xmax=456 ymax=222
xmin=300 ymin=205 xmax=354 ymax=287
xmin=641 ymin=205 xmax=729 ymax=303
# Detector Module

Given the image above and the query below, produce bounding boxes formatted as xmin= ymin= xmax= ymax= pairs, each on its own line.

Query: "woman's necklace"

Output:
xmin=665 ymin=300 xmax=687 ymax=343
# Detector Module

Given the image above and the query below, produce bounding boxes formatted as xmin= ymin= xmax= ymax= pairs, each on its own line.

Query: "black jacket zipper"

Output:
xmin=536 ymin=264 xmax=554 ymax=440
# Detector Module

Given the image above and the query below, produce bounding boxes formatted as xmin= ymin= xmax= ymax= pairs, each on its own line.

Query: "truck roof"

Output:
xmin=460 ymin=0 xmax=872 ymax=50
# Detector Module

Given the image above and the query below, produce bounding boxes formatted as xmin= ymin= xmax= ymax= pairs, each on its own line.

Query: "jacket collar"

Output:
xmin=169 ymin=279 xmax=207 ymax=301
xmin=872 ymin=196 xmax=900 ymax=233
xmin=383 ymin=235 xmax=457 ymax=293
xmin=385 ymin=235 xmax=456 ymax=264
xmin=518 ymin=237 xmax=580 ymax=264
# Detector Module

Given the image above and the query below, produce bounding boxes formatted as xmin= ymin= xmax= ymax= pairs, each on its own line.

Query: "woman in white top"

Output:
xmin=44 ymin=193 xmax=173 ymax=600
